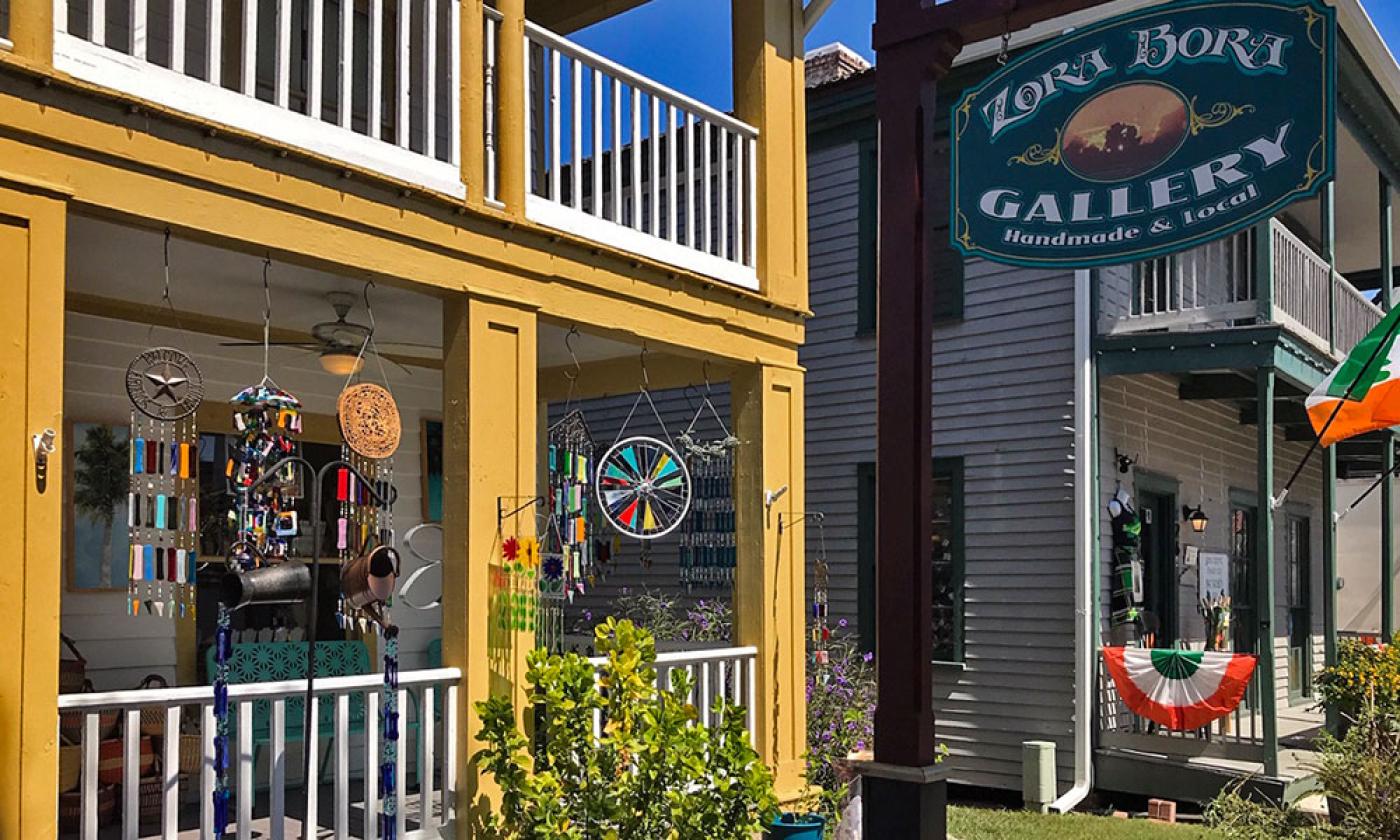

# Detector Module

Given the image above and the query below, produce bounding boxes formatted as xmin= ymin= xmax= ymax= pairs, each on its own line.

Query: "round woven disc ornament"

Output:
xmin=338 ymin=383 xmax=401 ymax=459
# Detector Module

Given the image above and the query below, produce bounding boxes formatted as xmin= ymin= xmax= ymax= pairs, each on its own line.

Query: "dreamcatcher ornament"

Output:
xmin=677 ymin=377 xmax=739 ymax=590
xmin=594 ymin=351 xmax=692 ymax=543
xmin=1102 ymin=647 xmax=1257 ymax=730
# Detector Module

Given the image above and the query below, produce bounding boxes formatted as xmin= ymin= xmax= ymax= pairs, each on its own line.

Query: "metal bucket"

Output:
xmin=221 ymin=563 xmax=312 ymax=608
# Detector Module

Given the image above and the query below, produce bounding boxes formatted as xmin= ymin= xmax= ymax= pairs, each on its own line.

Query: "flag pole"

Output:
xmin=1334 ymin=457 xmax=1400 ymax=524
xmin=1276 ymin=310 xmax=1400 ymax=508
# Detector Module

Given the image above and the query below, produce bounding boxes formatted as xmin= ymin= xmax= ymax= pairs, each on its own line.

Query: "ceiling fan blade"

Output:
xmin=374 ymin=342 xmax=442 ymax=355
xmin=219 ymin=340 xmax=323 ymax=348
xmin=370 ymin=349 xmax=415 ymax=377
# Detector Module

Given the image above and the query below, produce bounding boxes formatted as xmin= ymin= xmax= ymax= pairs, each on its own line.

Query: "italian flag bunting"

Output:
xmin=1306 ymin=305 xmax=1400 ymax=447
xmin=1102 ymin=647 xmax=1257 ymax=731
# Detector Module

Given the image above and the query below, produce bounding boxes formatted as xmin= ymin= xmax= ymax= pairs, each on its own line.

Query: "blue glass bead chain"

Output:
xmin=379 ymin=627 xmax=400 ymax=839
xmin=212 ymin=603 xmax=232 ymax=834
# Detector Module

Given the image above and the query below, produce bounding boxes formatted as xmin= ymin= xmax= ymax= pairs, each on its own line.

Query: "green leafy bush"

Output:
xmin=473 ymin=618 xmax=775 ymax=839
xmin=575 ymin=587 xmax=732 ymax=645
xmin=1204 ymin=785 xmax=1330 ymax=840
xmin=1312 ymin=700 xmax=1400 ymax=840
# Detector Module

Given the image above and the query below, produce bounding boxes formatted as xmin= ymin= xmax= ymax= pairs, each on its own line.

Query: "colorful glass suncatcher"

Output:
xmin=226 ymin=384 xmax=303 ymax=567
xmin=379 ymin=627 xmax=401 ymax=839
xmin=126 ymin=347 xmax=204 ymax=618
xmin=679 ymin=449 xmax=736 ymax=590
xmin=212 ymin=604 xmax=233 ymax=834
xmin=540 ymin=410 xmax=596 ymax=651
xmin=596 ymin=436 xmax=692 ymax=539
xmin=495 ymin=536 xmax=539 ymax=634
xmin=335 ymin=449 xmax=395 ymax=634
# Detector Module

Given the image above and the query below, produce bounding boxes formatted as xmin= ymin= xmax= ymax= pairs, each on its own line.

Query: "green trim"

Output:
xmin=1255 ymin=220 xmax=1274 ymax=324
xmin=855 ymin=461 xmax=876 ymax=654
xmin=856 ymin=139 xmax=878 ymax=336
xmin=1257 ymin=367 xmax=1280 ymax=778
xmin=933 ymin=456 xmax=966 ymax=664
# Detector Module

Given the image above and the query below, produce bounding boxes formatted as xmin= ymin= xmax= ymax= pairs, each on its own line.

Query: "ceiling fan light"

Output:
xmin=320 ymin=350 xmax=364 ymax=376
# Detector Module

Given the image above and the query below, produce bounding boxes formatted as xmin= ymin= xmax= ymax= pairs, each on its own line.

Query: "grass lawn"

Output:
xmin=949 ymin=805 xmax=1219 ymax=839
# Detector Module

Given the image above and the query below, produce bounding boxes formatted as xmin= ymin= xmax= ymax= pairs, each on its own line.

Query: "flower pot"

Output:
xmin=766 ymin=812 xmax=825 ymax=839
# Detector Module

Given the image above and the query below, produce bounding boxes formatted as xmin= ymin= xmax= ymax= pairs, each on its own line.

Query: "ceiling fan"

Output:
xmin=220 ymin=291 xmax=439 ymax=375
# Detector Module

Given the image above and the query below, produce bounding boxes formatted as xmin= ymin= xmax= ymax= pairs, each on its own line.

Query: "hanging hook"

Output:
xmin=702 ymin=359 xmax=712 ymax=396
xmin=260 ymin=256 xmax=277 ymax=387
xmin=639 ymin=343 xmax=650 ymax=391
xmin=997 ymin=14 xmax=1012 ymax=66
xmin=564 ymin=325 xmax=581 ymax=383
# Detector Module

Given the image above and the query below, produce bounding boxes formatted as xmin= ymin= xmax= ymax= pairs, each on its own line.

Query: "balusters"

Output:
xmin=395 ymin=0 xmax=410 ymax=147
xmin=423 ymin=0 xmax=437 ymax=156
xmin=169 ymin=0 xmax=185 ymax=73
xmin=336 ymin=693 xmax=351 ymax=838
xmin=271 ymin=698 xmax=287 ymax=840
xmin=83 ymin=713 xmax=99 ymax=840
xmin=422 ymin=686 xmax=436 ymax=825
xmin=162 ymin=706 xmax=180 ymax=839
xmin=240 ymin=0 xmax=257 ymax=96
xmin=339 ymin=0 xmax=354 ymax=130
xmin=448 ymin=0 xmax=461 ymax=166
xmin=444 ymin=683 xmax=459 ymax=825
xmin=238 ymin=700 xmax=253 ymax=840
xmin=570 ymin=55 xmax=581 ymax=209
xmin=304 ymin=696 xmax=319 ymax=835
xmin=370 ymin=0 xmax=384 ymax=139
xmin=483 ymin=9 xmax=496 ymax=197
xmin=666 ymin=103 xmax=677 ymax=242
xmin=123 ymin=708 xmax=139 ymax=840
xmin=649 ymin=94 xmax=660 ymax=236
xmin=365 ymin=692 xmax=380 ymax=839
xmin=275 ymin=0 xmax=291 ymax=107
xmin=629 ymin=86 xmax=641 ymax=230
xmin=592 ymin=67 xmax=603 ymax=218
xmin=610 ymin=76 xmax=622 ymax=222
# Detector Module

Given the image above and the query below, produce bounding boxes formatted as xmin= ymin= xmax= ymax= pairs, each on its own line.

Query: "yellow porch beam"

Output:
xmin=495 ymin=0 xmax=527 ymax=216
xmin=732 ymin=363 xmax=807 ymax=799
xmin=7 ymin=0 xmax=54 ymax=65
xmin=732 ymin=0 xmax=808 ymax=313
xmin=440 ymin=294 xmax=538 ymax=838
xmin=461 ymin=0 xmax=487 ymax=211
xmin=0 ymin=89 xmax=802 ymax=364
xmin=538 ymin=353 xmax=739 ymax=403
xmin=0 ymin=185 xmax=67 ymax=840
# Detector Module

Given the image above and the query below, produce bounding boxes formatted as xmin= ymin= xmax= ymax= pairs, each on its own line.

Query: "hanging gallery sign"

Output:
xmin=950 ymin=0 xmax=1335 ymax=269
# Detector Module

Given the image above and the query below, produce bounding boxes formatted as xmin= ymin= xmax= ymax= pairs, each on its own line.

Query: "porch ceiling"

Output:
xmin=64 ymin=216 xmax=646 ymax=371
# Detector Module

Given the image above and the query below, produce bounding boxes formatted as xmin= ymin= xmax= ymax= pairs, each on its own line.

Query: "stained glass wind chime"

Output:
xmin=540 ymin=409 xmax=594 ymax=652
xmin=332 ymin=289 xmax=405 ymax=840
xmin=214 ymin=262 xmax=305 ymax=836
xmin=125 ymin=233 xmax=205 ymax=618
xmin=676 ymin=381 xmax=739 ymax=591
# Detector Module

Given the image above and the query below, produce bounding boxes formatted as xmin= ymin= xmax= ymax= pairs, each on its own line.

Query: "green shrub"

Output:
xmin=473 ymin=618 xmax=776 ymax=839
xmin=1204 ymin=784 xmax=1330 ymax=839
xmin=1312 ymin=700 xmax=1400 ymax=840
xmin=1315 ymin=638 xmax=1400 ymax=718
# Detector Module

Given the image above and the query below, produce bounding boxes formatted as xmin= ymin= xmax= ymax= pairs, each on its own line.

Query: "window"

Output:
xmin=854 ymin=457 xmax=965 ymax=661
xmin=855 ymin=139 xmax=878 ymax=335
xmin=931 ymin=457 xmax=965 ymax=662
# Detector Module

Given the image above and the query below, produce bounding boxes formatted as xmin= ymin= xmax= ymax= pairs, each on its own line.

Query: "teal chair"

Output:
xmin=426 ymin=638 xmax=442 ymax=669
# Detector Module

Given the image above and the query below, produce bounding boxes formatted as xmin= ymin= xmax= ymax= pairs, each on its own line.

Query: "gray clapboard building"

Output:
xmin=802 ymin=0 xmax=1400 ymax=806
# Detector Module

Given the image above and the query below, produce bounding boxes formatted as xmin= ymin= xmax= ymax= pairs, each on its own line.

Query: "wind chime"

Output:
xmin=125 ymin=232 xmax=205 ymax=618
xmin=541 ymin=409 xmax=593 ymax=651
xmin=677 ymin=375 xmax=739 ymax=591
xmin=332 ymin=285 xmax=406 ymax=839
xmin=811 ymin=518 xmax=831 ymax=667
xmin=594 ymin=350 xmax=693 ymax=548
xmin=215 ymin=261 xmax=306 ymax=836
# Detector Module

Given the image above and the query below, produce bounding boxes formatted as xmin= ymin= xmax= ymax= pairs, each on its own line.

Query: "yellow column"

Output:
xmin=494 ymin=0 xmax=527 ymax=217
xmin=440 ymin=293 xmax=537 ymax=838
xmin=461 ymin=0 xmax=486 ymax=209
xmin=733 ymin=362 xmax=807 ymax=799
xmin=0 ymin=182 xmax=67 ymax=840
xmin=7 ymin=0 xmax=54 ymax=64
xmin=732 ymin=0 xmax=807 ymax=312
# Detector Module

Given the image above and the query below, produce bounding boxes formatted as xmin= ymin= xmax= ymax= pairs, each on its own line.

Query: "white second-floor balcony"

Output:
xmin=44 ymin=0 xmax=758 ymax=289
xmin=1099 ymin=218 xmax=1384 ymax=363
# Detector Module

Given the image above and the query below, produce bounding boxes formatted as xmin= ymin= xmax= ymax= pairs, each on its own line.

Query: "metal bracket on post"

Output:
xmin=777 ymin=511 xmax=824 ymax=537
xmin=497 ymin=495 xmax=544 ymax=530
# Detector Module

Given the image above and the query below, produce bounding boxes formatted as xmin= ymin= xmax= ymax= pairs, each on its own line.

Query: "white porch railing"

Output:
xmin=588 ymin=645 xmax=758 ymax=739
xmin=51 ymin=0 xmax=465 ymax=197
xmin=523 ymin=22 xmax=760 ymax=291
xmin=1097 ymin=657 xmax=1268 ymax=762
xmin=1100 ymin=219 xmax=1384 ymax=361
xmin=57 ymin=667 xmax=460 ymax=840
xmin=482 ymin=5 xmax=500 ymax=203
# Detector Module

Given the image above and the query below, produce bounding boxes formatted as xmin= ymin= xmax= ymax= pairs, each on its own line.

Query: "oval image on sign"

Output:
xmin=949 ymin=0 xmax=1336 ymax=269
xmin=1061 ymin=83 xmax=1189 ymax=182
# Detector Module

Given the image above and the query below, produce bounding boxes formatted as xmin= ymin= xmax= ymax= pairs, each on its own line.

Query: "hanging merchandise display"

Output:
xmin=595 ymin=351 xmax=692 ymax=540
xmin=126 ymin=347 xmax=204 ymax=618
xmin=1102 ymin=647 xmax=1257 ymax=731
xmin=677 ymin=379 xmax=738 ymax=590
xmin=1108 ymin=484 xmax=1145 ymax=637
xmin=338 ymin=382 xmax=402 ymax=460
xmin=494 ymin=535 xmax=540 ymax=635
xmin=125 ymin=234 xmax=205 ymax=619
xmin=810 ymin=517 xmax=831 ymax=667
xmin=540 ymin=409 xmax=594 ymax=651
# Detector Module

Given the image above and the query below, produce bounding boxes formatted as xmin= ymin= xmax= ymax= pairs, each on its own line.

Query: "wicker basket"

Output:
xmin=98 ymin=736 xmax=154 ymax=785
xmin=59 ymin=634 xmax=87 ymax=694
xmin=138 ymin=762 xmax=164 ymax=824
xmin=59 ymin=783 xmax=116 ymax=831
xmin=59 ymin=681 xmax=119 ymax=743
xmin=58 ymin=744 xmax=81 ymax=793
xmin=135 ymin=675 xmax=169 ymax=737
xmin=178 ymin=732 xmax=203 ymax=776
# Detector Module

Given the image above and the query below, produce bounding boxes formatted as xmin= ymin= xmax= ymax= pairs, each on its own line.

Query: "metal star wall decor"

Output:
xmin=126 ymin=347 xmax=205 ymax=420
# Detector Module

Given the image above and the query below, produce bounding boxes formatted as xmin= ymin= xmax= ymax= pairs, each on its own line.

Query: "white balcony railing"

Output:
xmin=1100 ymin=219 xmax=1384 ymax=361
xmin=57 ymin=667 xmax=460 ymax=840
xmin=523 ymin=21 xmax=759 ymax=290
xmin=51 ymin=0 xmax=466 ymax=196
xmin=587 ymin=645 xmax=758 ymax=740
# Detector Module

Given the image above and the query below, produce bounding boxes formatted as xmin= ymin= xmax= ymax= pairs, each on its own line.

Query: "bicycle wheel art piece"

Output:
xmin=596 ymin=436 xmax=692 ymax=540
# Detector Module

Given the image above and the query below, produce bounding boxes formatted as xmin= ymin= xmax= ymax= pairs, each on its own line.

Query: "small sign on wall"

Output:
xmin=1199 ymin=551 xmax=1231 ymax=600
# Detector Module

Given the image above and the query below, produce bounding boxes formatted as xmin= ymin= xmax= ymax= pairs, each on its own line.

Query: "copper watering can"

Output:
xmin=340 ymin=544 xmax=400 ymax=611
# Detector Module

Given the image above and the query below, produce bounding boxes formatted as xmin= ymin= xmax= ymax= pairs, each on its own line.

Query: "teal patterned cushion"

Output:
xmin=205 ymin=641 xmax=370 ymax=743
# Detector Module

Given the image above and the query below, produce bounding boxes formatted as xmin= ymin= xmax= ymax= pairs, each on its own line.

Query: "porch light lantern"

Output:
xmin=1182 ymin=505 xmax=1209 ymax=534
xmin=319 ymin=349 xmax=365 ymax=376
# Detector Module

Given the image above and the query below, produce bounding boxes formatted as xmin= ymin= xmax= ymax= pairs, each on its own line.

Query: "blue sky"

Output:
xmin=575 ymin=0 xmax=1400 ymax=113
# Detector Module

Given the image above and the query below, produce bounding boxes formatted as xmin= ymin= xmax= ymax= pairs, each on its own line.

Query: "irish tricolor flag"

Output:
xmin=1307 ymin=305 xmax=1400 ymax=447
xmin=1102 ymin=647 xmax=1257 ymax=731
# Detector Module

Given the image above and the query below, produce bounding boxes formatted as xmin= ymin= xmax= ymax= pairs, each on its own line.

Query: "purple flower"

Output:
xmin=838 ymin=618 xmax=848 ymax=628
xmin=862 ymin=652 xmax=874 ymax=663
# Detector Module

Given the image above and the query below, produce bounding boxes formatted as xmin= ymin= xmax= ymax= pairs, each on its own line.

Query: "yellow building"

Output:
xmin=0 ymin=0 xmax=813 ymax=835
